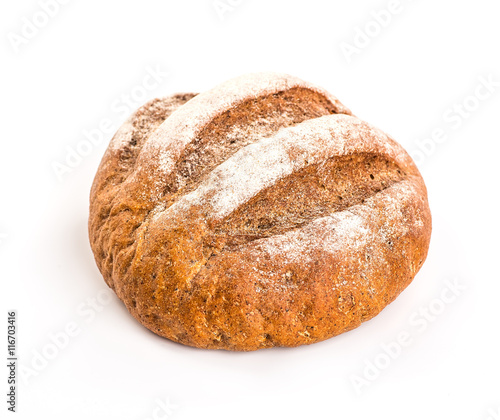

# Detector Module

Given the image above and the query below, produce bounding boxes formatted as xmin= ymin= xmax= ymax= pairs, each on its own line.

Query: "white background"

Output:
xmin=1 ymin=0 xmax=499 ymax=419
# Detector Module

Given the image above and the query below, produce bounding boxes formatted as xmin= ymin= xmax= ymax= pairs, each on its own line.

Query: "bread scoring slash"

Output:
xmin=88 ymin=72 xmax=432 ymax=351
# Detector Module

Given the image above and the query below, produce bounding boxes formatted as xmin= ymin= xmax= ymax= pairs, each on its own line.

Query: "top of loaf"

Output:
xmin=117 ymin=72 xmax=351 ymax=180
xmin=103 ymin=72 xmax=358 ymax=210
xmin=110 ymin=72 xmax=351 ymax=152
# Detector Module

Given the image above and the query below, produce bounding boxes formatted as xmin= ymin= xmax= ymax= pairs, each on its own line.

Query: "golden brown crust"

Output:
xmin=89 ymin=72 xmax=432 ymax=351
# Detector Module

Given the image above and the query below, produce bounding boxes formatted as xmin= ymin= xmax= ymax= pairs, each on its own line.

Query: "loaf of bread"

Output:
xmin=89 ymin=72 xmax=432 ymax=351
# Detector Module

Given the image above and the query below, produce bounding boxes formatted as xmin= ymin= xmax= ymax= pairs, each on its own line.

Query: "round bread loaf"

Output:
xmin=89 ymin=72 xmax=432 ymax=351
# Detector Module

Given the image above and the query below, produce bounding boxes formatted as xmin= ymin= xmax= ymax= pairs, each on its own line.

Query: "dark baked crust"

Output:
xmin=89 ymin=73 xmax=432 ymax=351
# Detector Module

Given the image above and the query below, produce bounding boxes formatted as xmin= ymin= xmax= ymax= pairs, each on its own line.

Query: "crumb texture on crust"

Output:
xmin=89 ymin=72 xmax=432 ymax=351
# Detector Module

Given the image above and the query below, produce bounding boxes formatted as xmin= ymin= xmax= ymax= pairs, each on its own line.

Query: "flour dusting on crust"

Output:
xmin=163 ymin=114 xmax=412 ymax=222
